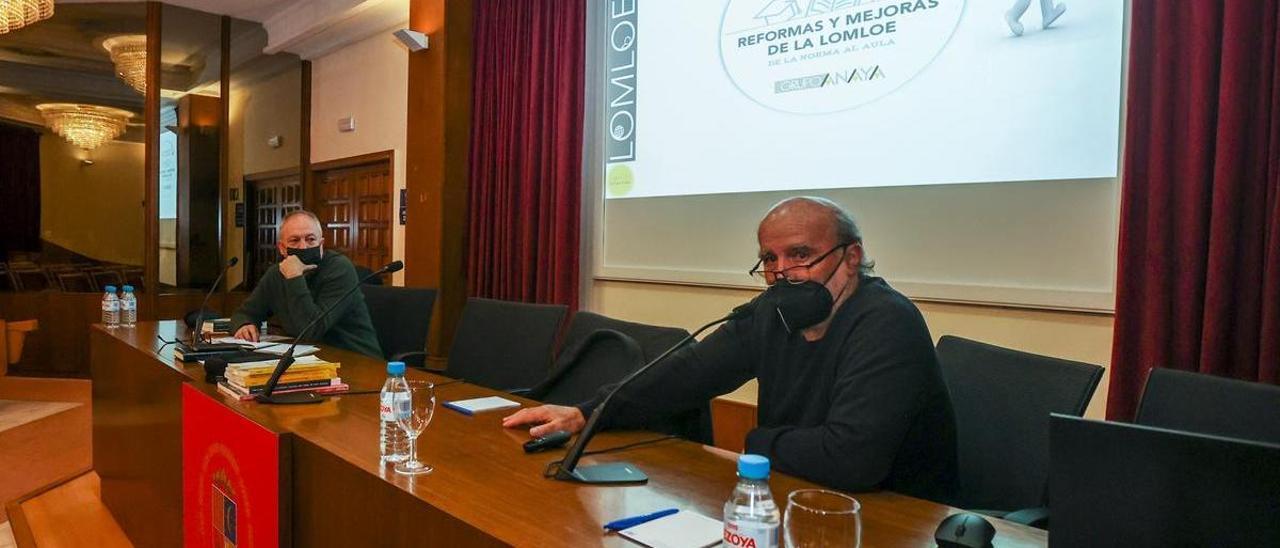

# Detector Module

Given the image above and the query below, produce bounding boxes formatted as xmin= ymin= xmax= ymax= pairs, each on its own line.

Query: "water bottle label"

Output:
xmin=723 ymin=522 xmax=778 ymax=548
xmin=380 ymin=392 xmax=410 ymax=421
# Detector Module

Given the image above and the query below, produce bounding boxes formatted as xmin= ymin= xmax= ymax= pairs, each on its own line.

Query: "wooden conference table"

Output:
xmin=90 ymin=321 xmax=1047 ymax=547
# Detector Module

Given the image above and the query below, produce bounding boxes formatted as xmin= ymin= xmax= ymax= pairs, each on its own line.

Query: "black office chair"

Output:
xmin=432 ymin=297 xmax=567 ymax=391
xmin=1136 ymin=367 xmax=1280 ymax=445
xmin=528 ymin=311 xmax=712 ymax=443
xmin=528 ymin=328 xmax=645 ymax=405
xmin=936 ymin=335 xmax=1104 ymax=528
xmin=360 ymin=285 xmax=436 ymax=368
xmin=557 ymin=311 xmax=690 ymax=364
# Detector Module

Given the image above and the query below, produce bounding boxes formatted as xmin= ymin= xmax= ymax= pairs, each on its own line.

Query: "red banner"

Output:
xmin=183 ymin=384 xmax=288 ymax=547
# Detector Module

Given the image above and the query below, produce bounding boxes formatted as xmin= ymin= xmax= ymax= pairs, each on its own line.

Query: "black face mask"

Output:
xmin=286 ymin=246 xmax=323 ymax=266
xmin=762 ymin=281 xmax=835 ymax=334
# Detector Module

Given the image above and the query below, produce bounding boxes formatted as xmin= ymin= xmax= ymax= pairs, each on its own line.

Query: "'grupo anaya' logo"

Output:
xmin=719 ymin=0 xmax=964 ymax=114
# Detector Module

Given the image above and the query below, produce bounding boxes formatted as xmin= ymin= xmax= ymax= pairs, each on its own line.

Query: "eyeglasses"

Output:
xmin=749 ymin=243 xmax=850 ymax=285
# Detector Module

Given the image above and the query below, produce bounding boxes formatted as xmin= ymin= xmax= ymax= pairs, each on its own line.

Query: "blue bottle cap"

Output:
xmin=386 ymin=361 xmax=406 ymax=375
xmin=103 ymin=285 xmax=117 ymax=292
xmin=738 ymin=454 xmax=770 ymax=480
xmin=122 ymin=285 xmax=134 ymax=292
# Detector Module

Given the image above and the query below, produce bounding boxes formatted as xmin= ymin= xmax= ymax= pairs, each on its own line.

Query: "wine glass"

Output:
xmin=784 ymin=489 xmax=861 ymax=547
xmin=394 ymin=380 xmax=436 ymax=475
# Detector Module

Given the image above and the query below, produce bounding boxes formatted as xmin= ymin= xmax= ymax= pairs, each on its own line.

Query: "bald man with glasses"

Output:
xmin=505 ymin=197 xmax=957 ymax=501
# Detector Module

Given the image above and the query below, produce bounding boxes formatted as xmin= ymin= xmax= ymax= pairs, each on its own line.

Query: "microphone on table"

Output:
xmin=552 ymin=300 xmax=760 ymax=484
xmin=255 ymin=260 xmax=404 ymax=405
xmin=181 ymin=257 xmax=239 ymax=352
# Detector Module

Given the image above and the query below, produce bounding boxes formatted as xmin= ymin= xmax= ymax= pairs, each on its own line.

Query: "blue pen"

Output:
xmin=603 ymin=508 xmax=679 ymax=532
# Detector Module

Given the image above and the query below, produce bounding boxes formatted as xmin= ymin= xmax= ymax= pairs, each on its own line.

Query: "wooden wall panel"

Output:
xmin=0 ymin=292 xmax=246 ymax=377
xmin=711 ymin=398 xmax=759 ymax=453
xmin=406 ymin=0 xmax=473 ymax=365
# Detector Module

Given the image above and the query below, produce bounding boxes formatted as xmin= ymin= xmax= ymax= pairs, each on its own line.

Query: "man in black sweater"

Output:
xmin=503 ymin=197 xmax=957 ymax=500
xmin=229 ymin=210 xmax=382 ymax=358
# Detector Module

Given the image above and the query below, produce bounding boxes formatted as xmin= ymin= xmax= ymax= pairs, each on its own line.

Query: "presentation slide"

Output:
xmin=603 ymin=0 xmax=1125 ymax=199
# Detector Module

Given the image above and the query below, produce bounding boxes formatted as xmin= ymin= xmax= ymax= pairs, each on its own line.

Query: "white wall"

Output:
xmin=310 ymin=31 xmax=408 ymax=285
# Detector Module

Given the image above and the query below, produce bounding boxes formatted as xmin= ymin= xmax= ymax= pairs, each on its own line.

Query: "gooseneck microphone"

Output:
xmin=553 ymin=303 xmax=756 ymax=484
xmin=187 ymin=257 xmax=239 ymax=349
xmin=256 ymin=260 xmax=404 ymax=405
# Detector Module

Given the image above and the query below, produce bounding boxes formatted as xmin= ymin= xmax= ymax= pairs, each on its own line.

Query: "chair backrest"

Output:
xmin=121 ymin=267 xmax=145 ymax=290
xmin=538 ymin=311 xmax=712 ymax=443
xmin=55 ymin=271 xmax=96 ymax=292
xmin=360 ymin=285 xmax=436 ymax=360
xmin=1050 ymin=414 xmax=1280 ymax=547
xmin=90 ymin=269 xmax=124 ymax=290
xmin=11 ymin=266 xmax=51 ymax=292
xmin=558 ymin=311 xmax=690 ymax=363
xmin=936 ymin=335 xmax=1104 ymax=512
xmin=1136 ymin=368 xmax=1280 ymax=445
xmin=530 ymin=329 xmax=645 ymax=405
xmin=446 ymin=298 xmax=568 ymax=391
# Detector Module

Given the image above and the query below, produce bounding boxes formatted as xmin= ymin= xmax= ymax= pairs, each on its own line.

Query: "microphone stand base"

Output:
xmin=254 ymin=392 xmax=326 ymax=405
xmin=554 ymin=462 xmax=648 ymax=485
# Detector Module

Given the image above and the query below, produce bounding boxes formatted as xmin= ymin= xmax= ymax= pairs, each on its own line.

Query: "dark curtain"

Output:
xmin=0 ymin=123 xmax=42 ymax=255
xmin=467 ymin=0 xmax=585 ymax=310
xmin=1109 ymin=1 xmax=1280 ymax=420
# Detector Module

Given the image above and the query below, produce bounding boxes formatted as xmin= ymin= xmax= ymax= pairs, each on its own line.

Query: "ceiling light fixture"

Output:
xmin=0 ymin=0 xmax=53 ymax=34
xmin=36 ymin=103 xmax=134 ymax=150
xmin=102 ymin=34 xmax=147 ymax=94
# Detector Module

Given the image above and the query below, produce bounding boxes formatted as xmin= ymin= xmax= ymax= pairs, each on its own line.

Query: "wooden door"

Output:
xmin=243 ymin=170 xmax=303 ymax=290
xmin=312 ymin=152 xmax=394 ymax=279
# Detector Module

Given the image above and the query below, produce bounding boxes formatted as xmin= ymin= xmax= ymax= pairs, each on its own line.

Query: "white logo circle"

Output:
xmin=719 ymin=0 xmax=965 ymax=114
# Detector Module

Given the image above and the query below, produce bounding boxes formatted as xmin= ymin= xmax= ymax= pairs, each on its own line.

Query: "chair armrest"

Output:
xmin=1002 ymin=507 xmax=1049 ymax=530
xmin=390 ymin=351 xmax=428 ymax=369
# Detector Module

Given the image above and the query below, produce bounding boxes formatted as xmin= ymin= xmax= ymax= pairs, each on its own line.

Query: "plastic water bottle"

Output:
xmin=380 ymin=361 xmax=410 ymax=463
xmin=723 ymin=454 xmax=780 ymax=548
xmin=119 ymin=285 xmax=137 ymax=328
xmin=101 ymin=285 xmax=120 ymax=328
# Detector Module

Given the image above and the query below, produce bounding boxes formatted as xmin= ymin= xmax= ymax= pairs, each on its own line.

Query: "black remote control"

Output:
xmin=523 ymin=430 xmax=572 ymax=453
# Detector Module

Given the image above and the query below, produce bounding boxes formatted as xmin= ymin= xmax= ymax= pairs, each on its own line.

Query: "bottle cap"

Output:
xmin=387 ymin=361 xmax=406 ymax=375
xmin=104 ymin=285 xmax=117 ymax=293
xmin=122 ymin=285 xmax=134 ymax=292
xmin=738 ymin=454 xmax=770 ymax=480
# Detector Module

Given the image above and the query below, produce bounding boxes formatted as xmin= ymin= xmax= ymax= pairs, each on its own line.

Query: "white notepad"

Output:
xmin=617 ymin=510 xmax=722 ymax=548
xmin=443 ymin=396 xmax=521 ymax=415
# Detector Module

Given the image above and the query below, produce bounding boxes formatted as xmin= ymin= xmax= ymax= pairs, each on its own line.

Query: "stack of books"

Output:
xmin=216 ymin=356 xmax=347 ymax=401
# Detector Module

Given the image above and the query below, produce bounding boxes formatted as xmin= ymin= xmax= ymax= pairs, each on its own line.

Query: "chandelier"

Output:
xmin=0 ymin=0 xmax=53 ymax=34
xmin=36 ymin=103 xmax=134 ymax=150
xmin=102 ymin=35 xmax=147 ymax=94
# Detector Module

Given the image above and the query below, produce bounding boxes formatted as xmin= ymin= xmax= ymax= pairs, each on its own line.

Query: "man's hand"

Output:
xmin=233 ymin=323 xmax=260 ymax=343
xmin=502 ymin=405 xmax=586 ymax=438
xmin=279 ymin=255 xmax=317 ymax=279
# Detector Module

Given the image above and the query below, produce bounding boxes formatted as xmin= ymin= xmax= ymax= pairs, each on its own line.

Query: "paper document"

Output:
xmin=443 ymin=396 xmax=521 ymax=415
xmin=210 ymin=337 xmax=318 ymax=357
xmin=617 ymin=510 xmax=722 ymax=548
xmin=225 ymin=354 xmax=328 ymax=370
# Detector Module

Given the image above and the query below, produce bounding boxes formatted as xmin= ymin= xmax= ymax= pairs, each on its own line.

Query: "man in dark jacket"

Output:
xmin=230 ymin=210 xmax=381 ymax=358
xmin=503 ymin=197 xmax=957 ymax=500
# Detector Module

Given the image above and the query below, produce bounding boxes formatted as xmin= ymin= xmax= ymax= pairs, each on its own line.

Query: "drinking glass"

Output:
xmin=394 ymin=380 xmax=436 ymax=475
xmin=784 ymin=489 xmax=862 ymax=547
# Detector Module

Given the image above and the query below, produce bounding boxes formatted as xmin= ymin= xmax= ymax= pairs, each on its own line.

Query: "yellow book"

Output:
xmin=227 ymin=371 xmax=337 ymax=387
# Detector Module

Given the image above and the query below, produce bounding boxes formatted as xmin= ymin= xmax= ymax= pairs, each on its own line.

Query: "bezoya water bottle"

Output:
xmin=379 ymin=361 xmax=411 ymax=463
xmin=119 ymin=285 xmax=137 ymax=328
xmin=101 ymin=285 xmax=120 ymax=328
xmin=723 ymin=454 xmax=780 ymax=548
